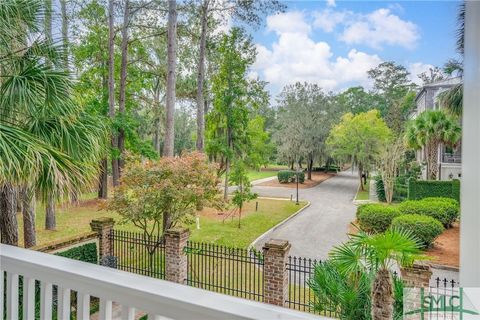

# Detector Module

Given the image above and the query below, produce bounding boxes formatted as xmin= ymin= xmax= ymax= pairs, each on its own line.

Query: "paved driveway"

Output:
xmin=250 ymin=170 xmax=358 ymax=259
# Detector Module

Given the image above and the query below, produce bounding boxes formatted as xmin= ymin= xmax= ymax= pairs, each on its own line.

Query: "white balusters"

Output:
xmin=76 ymin=292 xmax=90 ymax=320
xmin=99 ymin=298 xmax=113 ymax=319
xmin=6 ymin=272 xmax=19 ymax=320
xmin=57 ymin=286 xmax=71 ymax=320
xmin=22 ymin=277 xmax=35 ymax=320
xmin=121 ymin=306 xmax=136 ymax=320
xmin=40 ymin=281 xmax=53 ymax=319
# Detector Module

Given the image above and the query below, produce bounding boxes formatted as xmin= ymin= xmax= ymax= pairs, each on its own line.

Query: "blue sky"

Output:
xmin=247 ymin=0 xmax=460 ymax=96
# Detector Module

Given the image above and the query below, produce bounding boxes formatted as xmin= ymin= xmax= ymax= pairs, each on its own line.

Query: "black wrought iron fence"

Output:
xmin=109 ymin=229 xmax=166 ymax=279
xmin=185 ymin=241 xmax=264 ymax=301
xmin=286 ymin=256 xmax=339 ymax=317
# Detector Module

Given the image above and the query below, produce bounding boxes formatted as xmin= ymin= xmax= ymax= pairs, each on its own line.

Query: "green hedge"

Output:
xmin=357 ymin=204 xmax=401 ymax=233
xmin=56 ymin=242 xmax=98 ymax=264
xmin=278 ymin=170 xmax=305 ymax=183
xmin=398 ymin=198 xmax=459 ymax=227
xmin=408 ymin=179 xmax=460 ymax=202
xmin=392 ymin=214 xmax=444 ymax=248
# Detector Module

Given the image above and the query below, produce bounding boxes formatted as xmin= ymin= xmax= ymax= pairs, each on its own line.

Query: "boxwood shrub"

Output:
xmin=56 ymin=242 xmax=98 ymax=264
xmin=357 ymin=204 xmax=401 ymax=233
xmin=391 ymin=214 xmax=444 ymax=248
xmin=277 ymin=170 xmax=305 ymax=183
xmin=398 ymin=198 xmax=459 ymax=227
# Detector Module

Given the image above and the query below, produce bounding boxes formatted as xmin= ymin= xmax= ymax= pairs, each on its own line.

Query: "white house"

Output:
xmin=411 ymin=77 xmax=462 ymax=180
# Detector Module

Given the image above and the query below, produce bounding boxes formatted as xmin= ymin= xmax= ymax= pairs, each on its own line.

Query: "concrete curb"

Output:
xmin=247 ymin=201 xmax=311 ymax=251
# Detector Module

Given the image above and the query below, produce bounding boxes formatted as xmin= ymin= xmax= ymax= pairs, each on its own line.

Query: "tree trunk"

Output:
xmin=358 ymin=163 xmax=364 ymax=191
xmin=0 ymin=184 xmax=18 ymax=245
xmin=196 ymin=0 xmax=209 ymax=152
xmin=153 ymin=80 xmax=162 ymax=154
xmin=60 ymin=0 xmax=69 ymax=70
xmin=45 ymin=195 xmax=56 ymax=230
xmin=223 ymin=158 xmax=230 ymax=201
xmin=21 ymin=187 xmax=36 ymax=248
xmin=98 ymin=158 xmax=108 ymax=199
xmin=307 ymin=156 xmax=313 ymax=180
xmin=118 ymin=0 xmax=130 ymax=170
xmin=163 ymin=0 xmax=177 ymax=157
xmin=371 ymin=268 xmax=393 ymax=320
xmin=427 ymin=142 xmax=439 ymax=180
xmin=108 ymin=0 xmax=120 ymax=187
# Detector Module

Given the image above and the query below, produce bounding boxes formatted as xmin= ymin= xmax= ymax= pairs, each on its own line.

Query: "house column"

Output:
xmin=460 ymin=0 xmax=480 ymax=286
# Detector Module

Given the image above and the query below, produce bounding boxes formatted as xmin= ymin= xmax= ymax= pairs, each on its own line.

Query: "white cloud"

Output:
xmin=253 ymin=13 xmax=383 ymax=93
xmin=408 ymin=62 xmax=434 ymax=85
xmin=313 ymin=9 xmax=350 ymax=33
xmin=339 ymin=8 xmax=419 ymax=49
xmin=266 ymin=11 xmax=311 ymax=35
xmin=326 ymin=0 xmax=336 ymax=7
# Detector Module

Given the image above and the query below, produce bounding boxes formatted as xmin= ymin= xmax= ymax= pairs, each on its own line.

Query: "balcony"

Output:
xmin=442 ymin=152 xmax=462 ymax=164
xmin=0 ymin=244 xmax=325 ymax=320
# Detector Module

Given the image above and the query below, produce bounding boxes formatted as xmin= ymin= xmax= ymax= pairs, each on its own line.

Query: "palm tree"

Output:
xmin=405 ymin=110 xmax=461 ymax=180
xmin=0 ymin=0 xmax=106 ymax=245
xmin=438 ymin=2 xmax=464 ymax=116
xmin=329 ymin=228 xmax=424 ymax=320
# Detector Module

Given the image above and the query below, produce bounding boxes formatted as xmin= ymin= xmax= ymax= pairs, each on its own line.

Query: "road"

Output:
xmin=250 ymin=170 xmax=358 ymax=260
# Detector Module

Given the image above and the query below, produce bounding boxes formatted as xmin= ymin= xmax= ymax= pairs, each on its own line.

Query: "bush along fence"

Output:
xmin=408 ymin=179 xmax=460 ymax=201
xmin=85 ymin=218 xmax=457 ymax=316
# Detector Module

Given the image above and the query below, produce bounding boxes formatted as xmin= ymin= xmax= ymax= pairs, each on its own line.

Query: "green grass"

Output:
xmin=18 ymin=197 xmax=306 ymax=249
xmin=246 ymin=169 xmax=278 ymax=181
xmin=355 ymin=179 xmax=370 ymax=200
xmin=189 ymin=199 xmax=307 ymax=248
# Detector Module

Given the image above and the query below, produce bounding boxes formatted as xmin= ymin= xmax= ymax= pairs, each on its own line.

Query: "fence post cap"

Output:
xmin=263 ymin=239 xmax=290 ymax=251
xmin=90 ymin=217 xmax=115 ymax=230
xmin=165 ymin=228 xmax=190 ymax=237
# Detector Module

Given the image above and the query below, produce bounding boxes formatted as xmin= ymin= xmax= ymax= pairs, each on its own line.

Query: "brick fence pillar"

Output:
xmin=165 ymin=228 xmax=190 ymax=284
xmin=400 ymin=264 xmax=433 ymax=287
xmin=263 ymin=239 xmax=291 ymax=307
xmin=90 ymin=217 xmax=115 ymax=259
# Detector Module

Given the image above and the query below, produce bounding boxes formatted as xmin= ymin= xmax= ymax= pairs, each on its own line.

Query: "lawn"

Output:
xmin=18 ymin=197 xmax=306 ymax=249
xmin=246 ymin=169 xmax=278 ymax=181
xmin=355 ymin=179 xmax=370 ymax=200
xmin=188 ymin=199 xmax=307 ymax=248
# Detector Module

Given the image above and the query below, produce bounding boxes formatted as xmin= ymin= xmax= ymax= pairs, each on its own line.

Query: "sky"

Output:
xmin=247 ymin=0 xmax=460 ymax=97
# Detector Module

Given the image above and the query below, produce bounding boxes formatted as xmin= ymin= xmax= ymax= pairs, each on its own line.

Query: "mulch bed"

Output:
xmin=425 ymin=223 xmax=459 ymax=268
xmin=257 ymin=171 xmax=335 ymax=189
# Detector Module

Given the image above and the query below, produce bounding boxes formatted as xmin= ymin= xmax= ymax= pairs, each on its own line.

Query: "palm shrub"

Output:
xmin=0 ymin=0 xmax=107 ymax=244
xmin=309 ymin=261 xmax=373 ymax=319
xmin=391 ymin=214 xmax=444 ymax=248
xmin=327 ymin=228 xmax=424 ymax=320
xmin=357 ymin=204 xmax=401 ymax=233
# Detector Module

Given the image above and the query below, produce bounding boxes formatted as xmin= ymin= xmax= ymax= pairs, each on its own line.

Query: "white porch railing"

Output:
xmin=0 ymin=244 xmax=327 ymax=320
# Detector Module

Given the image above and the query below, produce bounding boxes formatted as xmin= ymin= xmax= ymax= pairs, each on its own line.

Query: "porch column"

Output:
xmin=460 ymin=0 xmax=480 ymax=286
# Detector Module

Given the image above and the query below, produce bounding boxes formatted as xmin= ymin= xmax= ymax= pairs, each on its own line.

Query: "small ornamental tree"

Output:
xmin=108 ymin=152 xmax=222 ymax=255
xmin=327 ymin=110 xmax=392 ymax=190
xmin=230 ymin=160 xmax=257 ymax=228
